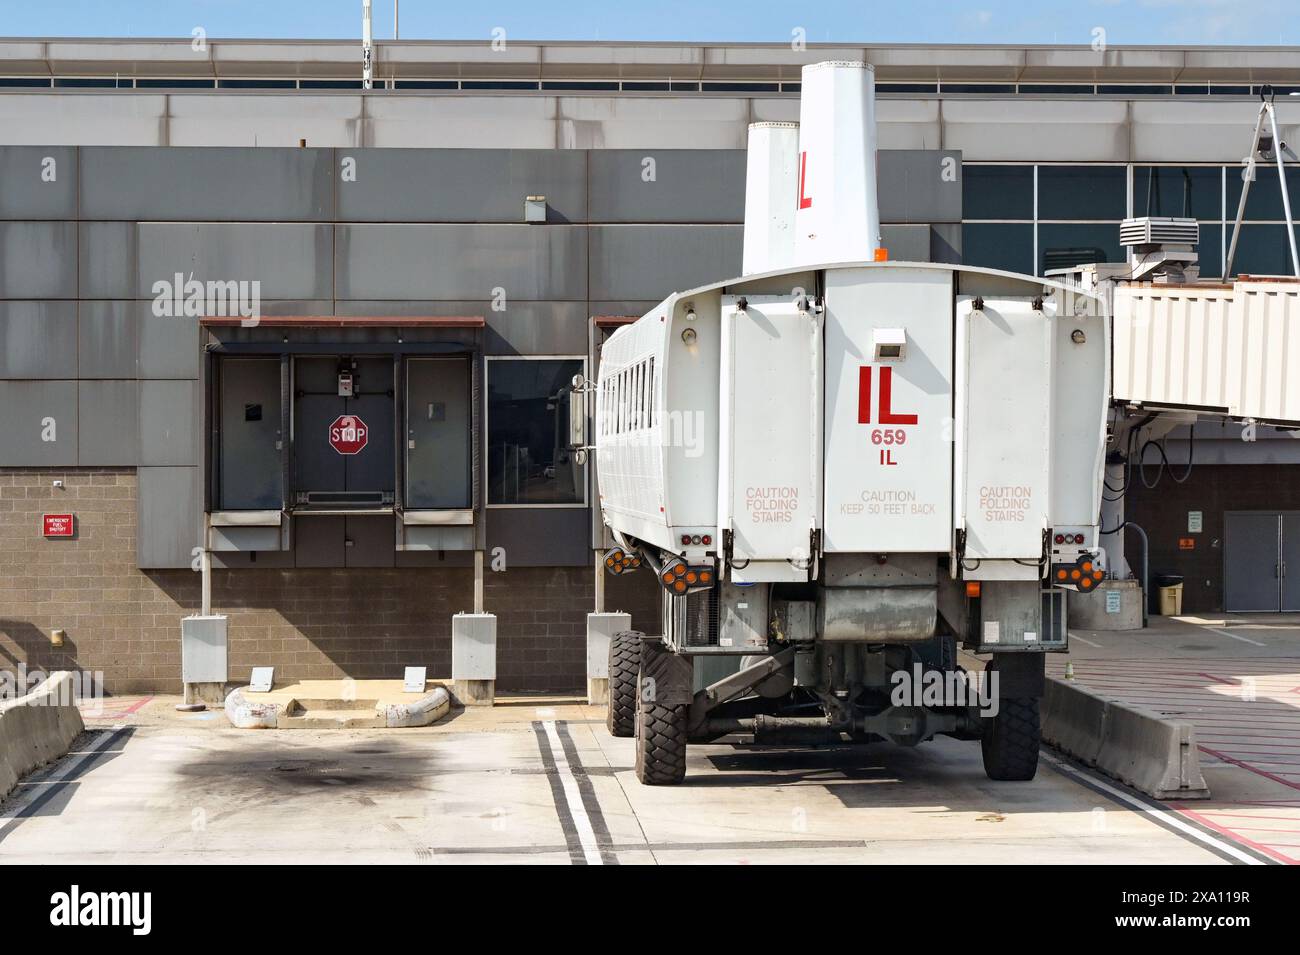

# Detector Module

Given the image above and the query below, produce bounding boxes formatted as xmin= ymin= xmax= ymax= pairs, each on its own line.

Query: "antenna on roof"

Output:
xmin=362 ymin=0 xmax=374 ymax=90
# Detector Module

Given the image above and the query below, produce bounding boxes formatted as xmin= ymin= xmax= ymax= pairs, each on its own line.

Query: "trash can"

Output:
xmin=1155 ymin=574 xmax=1184 ymax=616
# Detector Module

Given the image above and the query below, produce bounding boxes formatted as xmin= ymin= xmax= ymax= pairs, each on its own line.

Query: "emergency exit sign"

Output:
xmin=43 ymin=513 xmax=75 ymax=538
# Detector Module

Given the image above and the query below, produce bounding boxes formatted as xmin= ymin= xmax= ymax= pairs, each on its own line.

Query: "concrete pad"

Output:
xmin=0 ymin=691 xmax=1229 ymax=865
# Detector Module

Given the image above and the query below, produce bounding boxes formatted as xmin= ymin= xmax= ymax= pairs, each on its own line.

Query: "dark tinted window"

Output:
xmin=1198 ymin=223 xmax=1224 ymax=279
xmin=1037 ymin=165 xmax=1126 ymax=220
xmin=962 ymin=223 xmax=1033 ymax=274
xmin=1230 ymin=224 xmax=1299 ymax=277
xmin=488 ymin=359 xmax=585 ymax=505
xmin=1038 ymin=223 xmax=1124 ymax=273
xmin=963 ymin=165 xmax=1033 ymax=220
xmin=1226 ymin=166 xmax=1300 ymax=221
xmin=1018 ymin=84 xmax=1094 ymax=94
xmin=1134 ymin=166 xmax=1223 ymax=220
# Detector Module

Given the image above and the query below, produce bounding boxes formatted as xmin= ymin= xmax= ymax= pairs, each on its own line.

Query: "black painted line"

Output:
xmin=531 ymin=721 xmax=586 ymax=865
xmin=554 ymin=720 xmax=619 ymax=865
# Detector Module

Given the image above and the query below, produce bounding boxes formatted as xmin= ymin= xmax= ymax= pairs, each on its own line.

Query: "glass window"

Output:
xmin=1038 ymin=223 xmax=1125 ymax=273
xmin=1134 ymin=166 xmax=1223 ymax=220
xmin=487 ymin=358 xmax=585 ymax=505
xmin=1229 ymin=225 xmax=1299 ymax=277
xmin=1037 ymin=165 xmax=1126 ymax=220
xmin=961 ymin=223 xmax=1033 ymax=274
xmin=1197 ymin=223 xmax=1224 ymax=280
xmin=963 ymin=165 xmax=1033 ymax=220
xmin=1226 ymin=166 xmax=1300 ymax=221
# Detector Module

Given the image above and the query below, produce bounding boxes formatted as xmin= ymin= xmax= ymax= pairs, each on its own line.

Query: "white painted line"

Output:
xmin=1202 ymin=626 xmax=1266 ymax=647
xmin=1040 ymin=751 xmax=1263 ymax=865
xmin=542 ymin=720 xmax=603 ymax=866
xmin=1067 ymin=631 xmax=1101 ymax=648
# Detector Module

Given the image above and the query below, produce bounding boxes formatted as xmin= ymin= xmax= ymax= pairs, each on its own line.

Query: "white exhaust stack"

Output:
xmin=741 ymin=122 xmax=800 ymax=275
xmin=793 ymin=61 xmax=881 ymax=266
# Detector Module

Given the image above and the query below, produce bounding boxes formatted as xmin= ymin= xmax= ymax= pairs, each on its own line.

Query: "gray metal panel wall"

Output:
xmin=588 ymin=150 xmax=746 ymax=223
xmin=332 ymin=299 xmax=588 ymax=355
xmin=336 ymin=149 xmax=588 ymax=223
xmin=0 ymin=302 xmax=77 ymax=379
xmin=139 ymin=379 xmax=199 ymax=466
xmin=136 ymin=223 xmax=333 ymax=301
xmin=487 ymin=508 xmax=591 ymax=567
xmin=78 ymin=379 xmax=140 ymax=465
xmin=0 ymin=147 xmax=77 ymax=219
xmin=335 ymin=224 xmax=588 ymax=301
xmin=878 ymin=150 xmax=963 ymax=224
xmin=137 ymin=466 xmax=201 ymax=569
xmin=79 ymin=221 xmax=138 ymax=300
xmin=80 ymin=147 xmax=334 ymax=221
xmin=589 ymin=225 xmax=743 ymax=301
xmin=0 ymin=380 xmax=77 ymax=465
xmin=0 ymin=221 xmax=77 ymax=298
xmin=137 ymin=310 xmax=202 ymax=380
xmin=79 ymin=301 xmax=139 ymax=378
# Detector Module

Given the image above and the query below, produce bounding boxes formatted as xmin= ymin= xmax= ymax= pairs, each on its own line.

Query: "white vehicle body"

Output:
xmin=596 ymin=260 xmax=1109 ymax=649
xmin=594 ymin=59 xmax=1112 ymax=786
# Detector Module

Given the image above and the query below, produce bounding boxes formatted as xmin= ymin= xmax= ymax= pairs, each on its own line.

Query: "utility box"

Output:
xmin=181 ymin=615 xmax=228 ymax=704
xmin=1159 ymin=583 xmax=1184 ymax=616
xmin=452 ymin=612 xmax=496 ymax=706
xmin=586 ymin=611 xmax=631 ymax=704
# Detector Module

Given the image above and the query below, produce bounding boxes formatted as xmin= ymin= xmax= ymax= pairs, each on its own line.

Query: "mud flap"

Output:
xmin=638 ymin=637 xmax=694 ymax=707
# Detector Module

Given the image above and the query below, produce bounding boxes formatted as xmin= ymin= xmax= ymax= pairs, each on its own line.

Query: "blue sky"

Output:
xmin=3 ymin=0 xmax=1298 ymax=46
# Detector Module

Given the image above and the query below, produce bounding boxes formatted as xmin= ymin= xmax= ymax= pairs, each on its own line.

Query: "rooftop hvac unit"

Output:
xmin=1120 ymin=216 xmax=1200 ymax=247
xmin=1120 ymin=215 xmax=1200 ymax=283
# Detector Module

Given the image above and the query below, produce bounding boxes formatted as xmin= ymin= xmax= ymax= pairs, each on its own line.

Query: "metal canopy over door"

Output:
xmin=293 ymin=355 xmax=395 ymax=508
xmin=1225 ymin=511 xmax=1290 ymax=612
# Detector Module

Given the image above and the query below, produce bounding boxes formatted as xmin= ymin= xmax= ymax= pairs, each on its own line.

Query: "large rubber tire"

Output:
xmin=634 ymin=687 xmax=688 ymax=785
xmin=981 ymin=696 xmax=1041 ymax=781
xmin=606 ymin=630 xmax=641 ymax=738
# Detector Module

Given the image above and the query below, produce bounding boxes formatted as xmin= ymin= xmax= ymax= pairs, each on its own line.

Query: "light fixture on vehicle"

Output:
xmin=658 ymin=558 xmax=715 ymax=595
xmin=603 ymin=546 xmax=640 ymax=576
xmin=965 ymin=581 xmax=981 ymax=597
xmin=1051 ymin=554 xmax=1104 ymax=592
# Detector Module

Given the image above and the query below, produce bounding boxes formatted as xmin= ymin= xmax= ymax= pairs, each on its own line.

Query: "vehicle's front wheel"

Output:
xmin=606 ymin=630 xmax=641 ymax=738
xmin=634 ymin=683 xmax=688 ymax=785
xmin=981 ymin=696 xmax=1041 ymax=781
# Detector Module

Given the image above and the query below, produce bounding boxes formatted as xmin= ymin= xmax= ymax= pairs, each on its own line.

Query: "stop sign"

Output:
xmin=328 ymin=414 xmax=369 ymax=455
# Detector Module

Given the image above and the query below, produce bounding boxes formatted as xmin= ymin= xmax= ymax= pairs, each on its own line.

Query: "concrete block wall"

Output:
xmin=0 ymin=468 xmax=660 ymax=692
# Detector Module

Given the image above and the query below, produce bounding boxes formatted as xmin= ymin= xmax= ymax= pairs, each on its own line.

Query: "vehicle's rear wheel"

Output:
xmin=981 ymin=696 xmax=1041 ymax=781
xmin=606 ymin=630 xmax=641 ymax=738
xmin=635 ymin=682 xmax=688 ymax=785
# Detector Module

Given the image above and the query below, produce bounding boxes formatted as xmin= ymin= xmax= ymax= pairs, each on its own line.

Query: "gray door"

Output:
xmin=1225 ymin=512 xmax=1281 ymax=612
xmin=1282 ymin=513 xmax=1300 ymax=611
xmin=218 ymin=358 xmax=282 ymax=509
xmin=293 ymin=356 xmax=395 ymax=505
xmin=406 ymin=357 xmax=471 ymax=509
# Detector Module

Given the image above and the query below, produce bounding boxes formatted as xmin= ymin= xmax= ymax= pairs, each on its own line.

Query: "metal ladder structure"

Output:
xmin=1225 ymin=85 xmax=1300 ymax=279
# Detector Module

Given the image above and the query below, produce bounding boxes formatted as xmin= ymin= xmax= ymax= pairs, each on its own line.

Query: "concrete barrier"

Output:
xmin=0 ymin=671 xmax=86 ymax=802
xmin=1042 ymin=676 xmax=1209 ymax=800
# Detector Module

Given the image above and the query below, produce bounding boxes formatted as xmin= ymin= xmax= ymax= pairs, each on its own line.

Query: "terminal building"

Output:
xmin=1 ymin=37 xmax=1299 ymax=693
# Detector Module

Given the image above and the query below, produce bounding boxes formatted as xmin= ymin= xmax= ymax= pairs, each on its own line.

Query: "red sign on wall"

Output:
xmin=43 ymin=513 xmax=75 ymax=538
xmin=328 ymin=414 xmax=369 ymax=455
